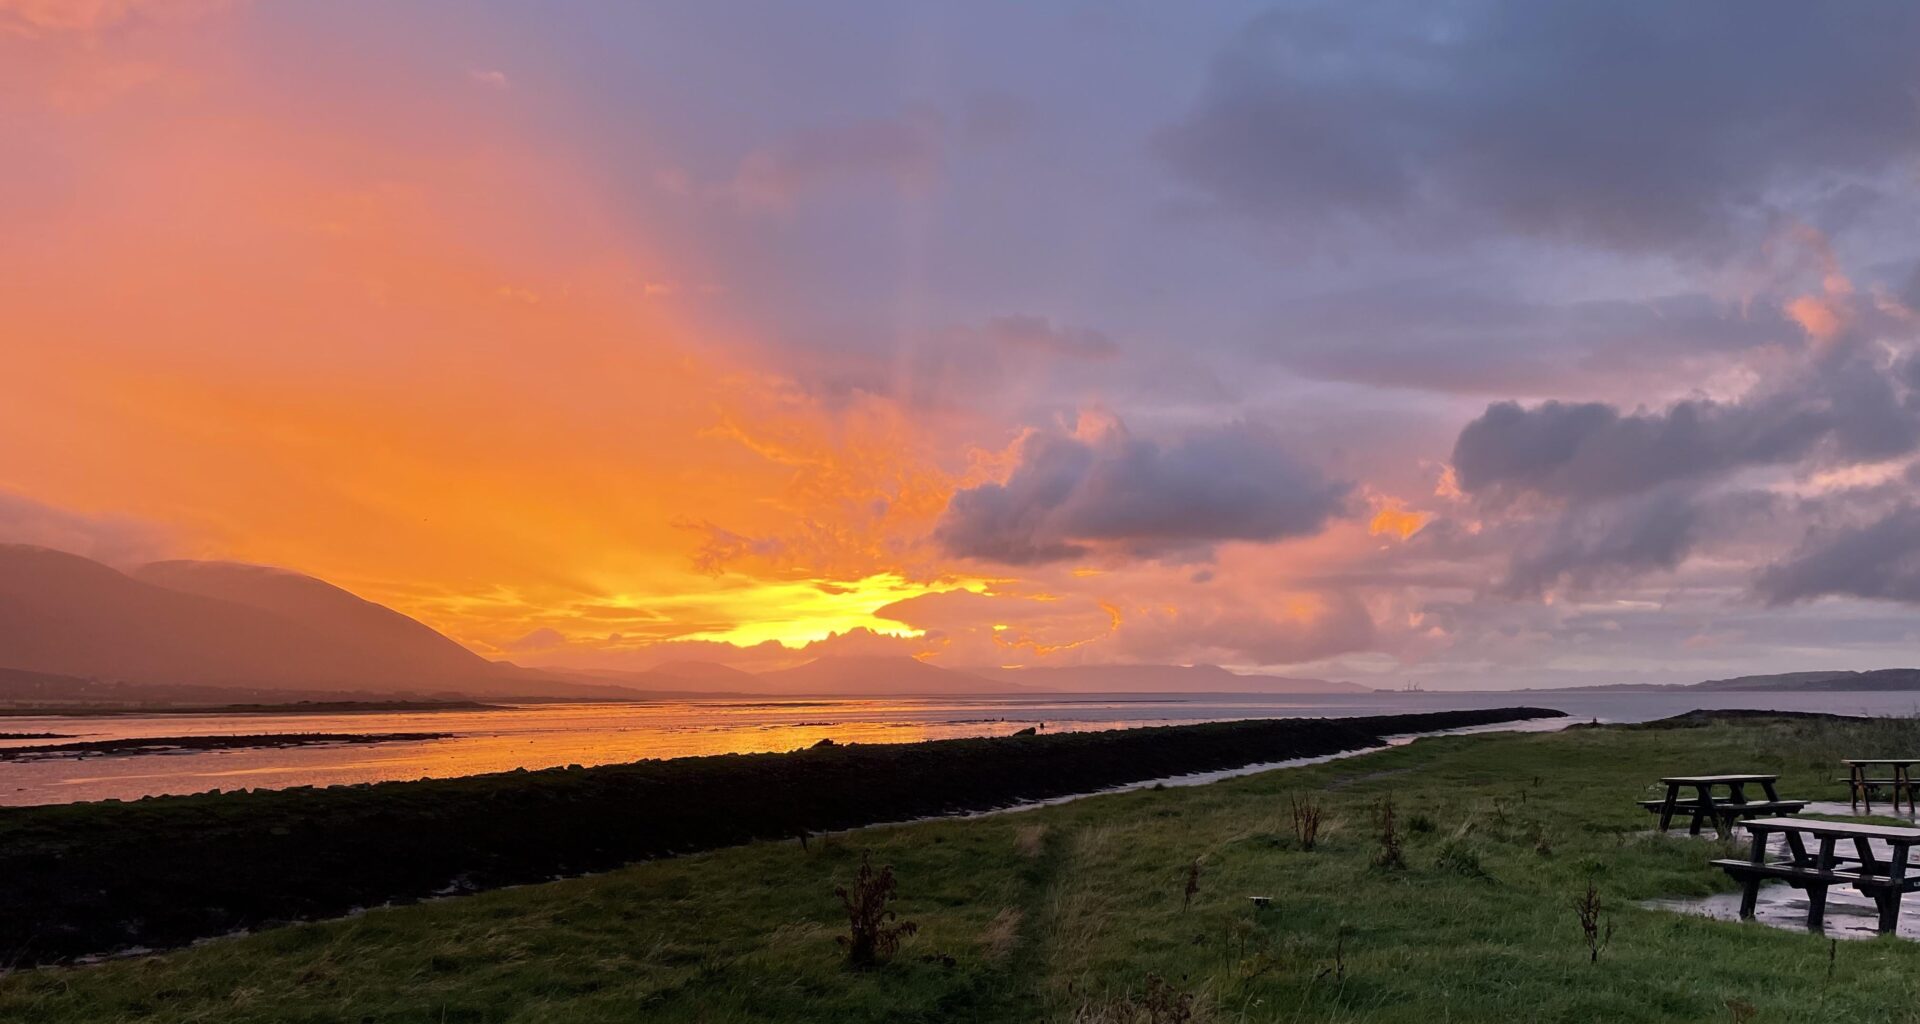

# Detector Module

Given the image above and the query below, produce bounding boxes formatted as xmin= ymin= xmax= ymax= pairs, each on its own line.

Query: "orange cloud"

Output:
xmin=1367 ymin=496 xmax=1429 ymax=540
xmin=1784 ymin=293 xmax=1844 ymax=344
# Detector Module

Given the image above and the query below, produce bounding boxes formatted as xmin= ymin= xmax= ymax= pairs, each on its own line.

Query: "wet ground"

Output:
xmin=1645 ymin=801 xmax=1920 ymax=941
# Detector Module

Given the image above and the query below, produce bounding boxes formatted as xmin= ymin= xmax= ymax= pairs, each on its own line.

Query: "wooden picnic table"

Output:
xmin=1640 ymin=774 xmax=1807 ymax=838
xmin=1841 ymin=758 xmax=1919 ymax=814
xmin=1713 ymin=816 xmax=1920 ymax=934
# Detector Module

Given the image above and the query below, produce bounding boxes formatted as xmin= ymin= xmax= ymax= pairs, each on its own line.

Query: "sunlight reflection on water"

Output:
xmin=4 ymin=689 xmax=1917 ymax=807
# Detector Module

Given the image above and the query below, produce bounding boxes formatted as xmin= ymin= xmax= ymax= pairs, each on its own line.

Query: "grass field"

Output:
xmin=5 ymin=715 xmax=1920 ymax=1023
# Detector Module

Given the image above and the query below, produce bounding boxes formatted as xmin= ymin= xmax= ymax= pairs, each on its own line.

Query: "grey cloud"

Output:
xmin=1500 ymin=488 xmax=1780 ymax=597
xmin=1156 ymin=1 xmax=1920 ymax=253
xmin=1274 ymin=286 xmax=1789 ymax=397
xmin=934 ymin=420 xmax=1349 ymax=564
xmin=1755 ymin=505 xmax=1920 ymax=605
xmin=1502 ymin=489 xmax=1697 ymax=596
xmin=1451 ymin=358 xmax=1920 ymax=502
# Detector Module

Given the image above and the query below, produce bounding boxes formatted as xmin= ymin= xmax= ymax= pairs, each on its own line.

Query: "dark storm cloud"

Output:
xmin=1755 ymin=505 xmax=1920 ymax=605
xmin=1497 ymin=488 xmax=1785 ymax=598
xmin=934 ymin=420 xmax=1349 ymax=564
xmin=1500 ymin=488 xmax=1699 ymax=596
xmin=1155 ymin=1 xmax=1920 ymax=252
xmin=1450 ymin=358 xmax=1920 ymax=502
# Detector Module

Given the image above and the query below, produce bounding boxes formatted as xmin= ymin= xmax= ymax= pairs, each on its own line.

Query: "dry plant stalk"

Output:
xmin=1573 ymin=875 xmax=1613 ymax=963
xmin=1372 ymin=795 xmax=1405 ymax=870
xmin=836 ymin=854 xmax=917 ymax=968
xmin=1289 ymin=792 xmax=1324 ymax=851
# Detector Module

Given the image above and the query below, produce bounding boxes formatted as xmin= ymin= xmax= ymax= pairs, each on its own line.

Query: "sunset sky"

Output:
xmin=5 ymin=1 xmax=1920 ymax=688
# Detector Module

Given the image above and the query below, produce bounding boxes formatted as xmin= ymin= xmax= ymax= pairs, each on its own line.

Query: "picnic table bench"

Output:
xmin=1639 ymin=774 xmax=1808 ymax=838
xmin=1840 ymin=758 xmax=1918 ymax=814
xmin=1712 ymin=816 xmax=1920 ymax=934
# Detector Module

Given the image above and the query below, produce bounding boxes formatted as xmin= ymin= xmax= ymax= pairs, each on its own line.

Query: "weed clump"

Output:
xmin=1071 ymin=974 xmax=1198 ymax=1024
xmin=835 ymin=854 xmax=917 ymax=968
xmin=1182 ymin=857 xmax=1203 ymax=910
xmin=1435 ymin=839 xmax=1488 ymax=879
xmin=1288 ymin=793 xmax=1325 ymax=851
xmin=1372 ymin=796 xmax=1405 ymax=870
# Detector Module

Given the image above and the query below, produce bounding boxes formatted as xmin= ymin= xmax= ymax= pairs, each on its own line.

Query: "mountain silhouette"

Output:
xmin=0 ymin=545 xmax=617 ymax=700
xmin=132 ymin=560 xmax=499 ymax=688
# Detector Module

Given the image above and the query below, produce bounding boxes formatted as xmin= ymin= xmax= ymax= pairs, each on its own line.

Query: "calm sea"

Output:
xmin=4 ymin=689 xmax=1918 ymax=807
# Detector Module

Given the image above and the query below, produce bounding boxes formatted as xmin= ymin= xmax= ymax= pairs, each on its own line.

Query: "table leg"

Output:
xmin=1657 ymin=783 xmax=1680 ymax=832
xmin=1739 ymin=829 xmax=1767 ymax=919
xmin=1853 ymin=837 xmax=1879 ymax=877
xmin=1761 ymin=779 xmax=1781 ymax=802
xmin=1807 ymin=836 xmax=1837 ymax=933
xmin=1692 ymin=787 xmax=1717 ymax=837
xmin=1879 ymin=844 xmax=1909 ymax=935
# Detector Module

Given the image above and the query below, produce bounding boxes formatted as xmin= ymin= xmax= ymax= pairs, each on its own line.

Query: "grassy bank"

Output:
xmin=0 ymin=708 xmax=1549 ymax=964
xmin=5 ymin=715 xmax=1920 ymax=1022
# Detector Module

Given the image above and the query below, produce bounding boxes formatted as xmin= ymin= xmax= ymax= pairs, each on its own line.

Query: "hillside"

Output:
xmin=131 ymin=561 xmax=501 ymax=690
xmin=0 ymin=546 xmax=629 ymax=702
xmin=1691 ymin=669 xmax=1920 ymax=691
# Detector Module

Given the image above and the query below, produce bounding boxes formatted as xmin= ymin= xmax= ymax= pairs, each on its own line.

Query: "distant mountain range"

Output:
xmin=965 ymin=663 xmax=1369 ymax=694
xmin=0 ymin=544 xmax=1367 ymax=705
xmin=1536 ymin=669 xmax=1920 ymax=693
xmin=541 ymin=658 xmax=1363 ymax=697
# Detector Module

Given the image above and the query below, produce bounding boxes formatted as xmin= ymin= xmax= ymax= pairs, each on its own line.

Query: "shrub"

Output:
xmin=835 ymin=854 xmax=917 ymax=968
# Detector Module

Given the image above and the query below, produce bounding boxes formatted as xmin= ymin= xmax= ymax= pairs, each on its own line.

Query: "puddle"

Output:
xmin=1647 ymin=832 xmax=1920 ymax=941
xmin=1802 ymin=800 xmax=1920 ymax=822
